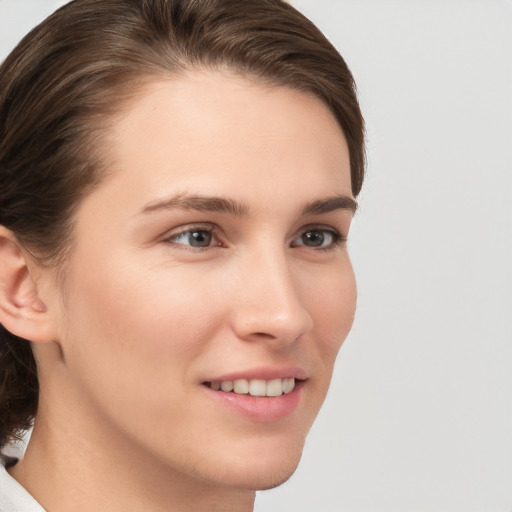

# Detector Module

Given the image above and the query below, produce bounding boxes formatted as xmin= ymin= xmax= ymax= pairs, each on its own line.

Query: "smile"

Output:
xmin=205 ymin=378 xmax=296 ymax=397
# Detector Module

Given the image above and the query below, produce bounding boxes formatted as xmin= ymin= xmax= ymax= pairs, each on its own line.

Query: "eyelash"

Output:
xmin=161 ymin=224 xmax=346 ymax=252
xmin=291 ymin=226 xmax=346 ymax=252
xmin=162 ymin=224 xmax=220 ymax=251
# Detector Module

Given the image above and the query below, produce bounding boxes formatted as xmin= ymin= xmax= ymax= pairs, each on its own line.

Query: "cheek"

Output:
xmin=56 ymin=259 xmax=232 ymax=467
xmin=305 ymin=258 xmax=357 ymax=365
xmin=59 ymin=254 xmax=220 ymax=406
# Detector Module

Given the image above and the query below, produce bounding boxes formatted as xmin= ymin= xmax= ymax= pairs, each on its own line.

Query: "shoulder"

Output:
xmin=0 ymin=454 xmax=45 ymax=512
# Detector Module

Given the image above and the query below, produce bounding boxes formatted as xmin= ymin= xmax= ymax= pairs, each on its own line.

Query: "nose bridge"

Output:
xmin=230 ymin=241 xmax=313 ymax=343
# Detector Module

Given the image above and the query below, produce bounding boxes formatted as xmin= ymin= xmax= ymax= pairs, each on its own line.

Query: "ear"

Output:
xmin=0 ymin=226 xmax=57 ymax=344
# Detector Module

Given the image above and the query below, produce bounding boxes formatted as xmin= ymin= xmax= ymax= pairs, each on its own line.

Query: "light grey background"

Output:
xmin=1 ymin=1 xmax=511 ymax=511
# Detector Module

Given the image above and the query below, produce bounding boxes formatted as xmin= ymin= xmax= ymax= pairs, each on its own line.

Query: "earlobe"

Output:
xmin=0 ymin=226 xmax=56 ymax=343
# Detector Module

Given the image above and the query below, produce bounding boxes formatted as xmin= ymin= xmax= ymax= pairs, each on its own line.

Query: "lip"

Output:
xmin=202 ymin=379 xmax=305 ymax=422
xmin=201 ymin=366 xmax=308 ymax=423
xmin=203 ymin=366 xmax=308 ymax=383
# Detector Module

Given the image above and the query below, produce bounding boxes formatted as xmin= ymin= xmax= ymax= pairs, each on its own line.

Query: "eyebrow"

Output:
xmin=142 ymin=193 xmax=249 ymax=216
xmin=302 ymin=195 xmax=358 ymax=216
xmin=141 ymin=193 xmax=357 ymax=216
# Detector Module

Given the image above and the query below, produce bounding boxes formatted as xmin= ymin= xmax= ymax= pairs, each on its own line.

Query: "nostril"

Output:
xmin=253 ymin=332 xmax=276 ymax=339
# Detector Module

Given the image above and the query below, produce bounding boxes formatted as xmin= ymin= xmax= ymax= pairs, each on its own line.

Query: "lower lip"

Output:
xmin=203 ymin=381 xmax=304 ymax=422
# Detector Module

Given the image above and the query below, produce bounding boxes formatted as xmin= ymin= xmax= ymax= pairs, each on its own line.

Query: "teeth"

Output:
xmin=283 ymin=378 xmax=295 ymax=394
xmin=233 ymin=379 xmax=249 ymax=394
xmin=220 ymin=381 xmax=234 ymax=392
xmin=249 ymin=379 xmax=266 ymax=396
xmin=266 ymin=378 xmax=284 ymax=397
xmin=209 ymin=378 xmax=296 ymax=396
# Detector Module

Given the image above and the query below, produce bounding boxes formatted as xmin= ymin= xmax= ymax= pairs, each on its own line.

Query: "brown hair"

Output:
xmin=0 ymin=0 xmax=365 ymax=448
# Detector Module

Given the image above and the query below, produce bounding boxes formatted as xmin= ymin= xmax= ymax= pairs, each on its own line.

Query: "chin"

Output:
xmin=209 ymin=443 xmax=304 ymax=491
xmin=249 ymin=466 xmax=301 ymax=491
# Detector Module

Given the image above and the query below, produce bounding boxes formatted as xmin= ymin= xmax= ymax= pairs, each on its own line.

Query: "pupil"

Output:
xmin=190 ymin=231 xmax=211 ymax=247
xmin=304 ymin=231 xmax=324 ymax=247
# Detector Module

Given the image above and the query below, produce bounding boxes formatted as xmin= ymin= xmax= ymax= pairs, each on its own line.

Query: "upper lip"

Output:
xmin=203 ymin=366 xmax=308 ymax=383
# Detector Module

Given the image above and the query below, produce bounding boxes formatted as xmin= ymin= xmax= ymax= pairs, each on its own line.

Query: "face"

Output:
xmin=46 ymin=71 xmax=356 ymax=490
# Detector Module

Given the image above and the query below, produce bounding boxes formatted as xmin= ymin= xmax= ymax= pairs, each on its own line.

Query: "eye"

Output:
xmin=291 ymin=228 xmax=343 ymax=249
xmin=165 ymin=227 xmax=219 ymax=248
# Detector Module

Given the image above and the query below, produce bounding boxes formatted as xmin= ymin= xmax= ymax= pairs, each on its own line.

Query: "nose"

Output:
xmin=229 ymin=248 xmax=313 ymax=346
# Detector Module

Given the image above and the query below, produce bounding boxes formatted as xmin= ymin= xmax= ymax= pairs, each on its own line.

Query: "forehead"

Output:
xmin=90 ymin=70 xmax=352 ymax=217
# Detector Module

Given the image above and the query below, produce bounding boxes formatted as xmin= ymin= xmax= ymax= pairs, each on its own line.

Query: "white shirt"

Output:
xmin=0 ymin=456 xmax=45 ymax=512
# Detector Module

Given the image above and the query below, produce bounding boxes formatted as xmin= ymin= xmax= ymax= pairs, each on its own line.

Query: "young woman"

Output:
xmin=0 ymin=0 xmax=365 ymax=510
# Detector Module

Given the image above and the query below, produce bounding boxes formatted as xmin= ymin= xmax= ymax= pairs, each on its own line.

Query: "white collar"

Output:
xmin=0 ymin=454 xmax=46 ymax=512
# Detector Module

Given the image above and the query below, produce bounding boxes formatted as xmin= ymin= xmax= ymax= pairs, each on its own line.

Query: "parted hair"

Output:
xmin=0 ymin=0 xmax=365 ymax=448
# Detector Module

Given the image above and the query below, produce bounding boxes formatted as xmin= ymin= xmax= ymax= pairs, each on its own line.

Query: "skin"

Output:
xmin=8 ymin=70 xmax=357 ymax=512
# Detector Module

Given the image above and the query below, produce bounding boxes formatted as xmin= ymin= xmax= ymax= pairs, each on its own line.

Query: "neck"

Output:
xmin=10 ymin=412 xmax=255 ymax=512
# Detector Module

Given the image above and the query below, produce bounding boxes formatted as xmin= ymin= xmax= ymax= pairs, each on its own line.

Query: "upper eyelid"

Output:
xmin=161 ymin=223 xmax=216 ymax=239
xmin=160 ymin=225 xmax=223 ymax=251
xmin=159 ymin=222 xmax=346 ymax=245
xmin=294 ymin=223 xmax=344 ymax=236
xmin=292 ymin=227 xmax=344 ymax=241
